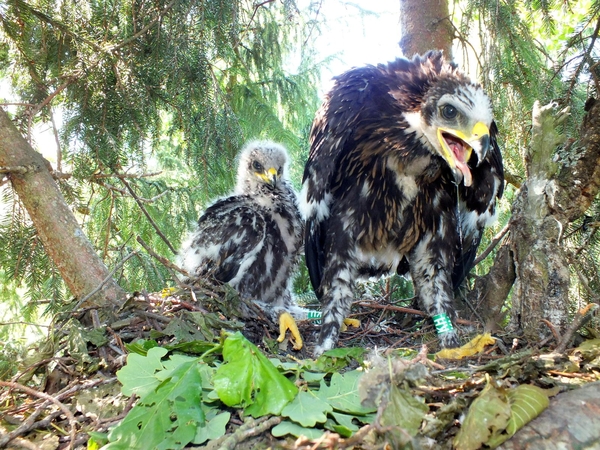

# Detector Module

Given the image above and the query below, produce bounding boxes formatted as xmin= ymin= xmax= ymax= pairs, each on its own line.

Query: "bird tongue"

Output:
xmin=447 ymin=139 xmax=473 ymax=187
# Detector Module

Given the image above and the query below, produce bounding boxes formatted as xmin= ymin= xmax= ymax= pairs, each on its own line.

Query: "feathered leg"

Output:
xmin=314 ymin=254 xmax=357 ymax=356
xmin=409 ymin=231 xmax=461 ymax=348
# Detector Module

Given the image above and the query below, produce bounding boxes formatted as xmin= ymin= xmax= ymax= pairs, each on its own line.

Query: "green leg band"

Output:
xmin=432 ymin=313 xmax=454 ymax=334
xmin=307 ymin=310 xmax=322 ymax=325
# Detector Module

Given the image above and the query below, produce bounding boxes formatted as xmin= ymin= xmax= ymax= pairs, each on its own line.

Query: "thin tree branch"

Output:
xmin=73 ymin=251 xmax=138 ymax=310
xmin=566 ymin=17 xmax=600 ymax=102
xmin=96 ymin=180 xmax=170 ymax=203
xmin=136 ymin=236 xmax=189 ymax=277
xmin=120 ymin=177 xmax=176 ymax=254
xmin=217 ymin=416 xmax=282 ymax=450
xmin=555 ymin=303 xmax=599 ymax=353
xmin=108 ymin=0 xmax=182 ymax=51
xmin=473 ymin=222 xmax=511 ymax=266
xmin=357 ymin=301 xmax=477 ymax=326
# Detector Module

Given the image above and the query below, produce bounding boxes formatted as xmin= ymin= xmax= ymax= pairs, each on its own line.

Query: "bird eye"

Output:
xmin=441 ymin=104 xmax=458 ymax=120
xmin=252 ymin=160 xmax=263 ymax=171
xmin=278 ymin=167 xmax=283 ymax=176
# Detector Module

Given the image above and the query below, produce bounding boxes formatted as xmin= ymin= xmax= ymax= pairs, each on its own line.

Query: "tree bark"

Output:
xmin=475 ymin=99 xmax=600 ymax=342
xmin=0 ymin=108 xmax=125 ymax=308
xmin=508 ymin=102 xmax=572 ymax=341
xmin=399 ymin=0 xmax=453 ymax=58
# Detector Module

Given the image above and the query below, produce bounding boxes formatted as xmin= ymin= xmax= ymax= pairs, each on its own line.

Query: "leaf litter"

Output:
xmin=0 ymin=279 xmax=599 ymax=449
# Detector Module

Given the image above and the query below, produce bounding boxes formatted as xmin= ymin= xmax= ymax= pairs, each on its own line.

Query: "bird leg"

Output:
xmin=409 ymin=232 xmax=461 ymax=348
xmin=277 ymin=312 xmax=303 ymax=351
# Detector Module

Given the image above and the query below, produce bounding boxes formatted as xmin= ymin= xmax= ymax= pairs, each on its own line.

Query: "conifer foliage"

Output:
xmin=0 ymin=0 xmax=321 ymax=319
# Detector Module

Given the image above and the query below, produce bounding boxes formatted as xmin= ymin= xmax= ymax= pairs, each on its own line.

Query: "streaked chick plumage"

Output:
xmin=178 ymin=140 xmax=305 ymax=326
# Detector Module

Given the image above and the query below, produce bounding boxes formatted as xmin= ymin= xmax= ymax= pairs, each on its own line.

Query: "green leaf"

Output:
xmin=116 ymin=347 xmax=168 ymax=398
xmin=316 ymin=370 xmax=377 ymax=416
xmin=271 ymin=420 xmax=327 ymax=439
xmin=486 ymin=384 xmax=551 ymax=448
xmin=506 ymin=384 xmax=550 ymax=435
xmin=213 ymin=332 xmax=298 ymax=416
xmin=193 ymin=411 xmax=231 ymax=445
xmin=87 ymin=431 xmax=108 ymax=449
xmin=316 ymin=347 xmax=367 ymax=372
xmin=379 ymin=384 xmax=428 ymax=436
xmin=453 ymin=380 xmax=511 ymax=450
xmin=324 ymin=418 xmax=353 ymax=437
xmin=282 ymin=391 xmax=332 ymax=427
xmin=124 ymin=339 xmax=158 ymax=356
xmin=106 ymin=359 xmax=205 ymax=450
xmin=303 ymin=371 xmax=326 ymax=383
xmin=330 ymin=412 xmax=360 ymax=432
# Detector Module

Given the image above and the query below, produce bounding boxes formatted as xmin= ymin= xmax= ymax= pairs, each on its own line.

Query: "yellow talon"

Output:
xmin=277 ymin=312 xmax=303 ymax=350
xmin=341 ymin=318 xmax=361 ymax=332
xmin=436 ymin=333 xmax=495 ymax=360
xmin=160 ymin=287 xmax=177 ymax=298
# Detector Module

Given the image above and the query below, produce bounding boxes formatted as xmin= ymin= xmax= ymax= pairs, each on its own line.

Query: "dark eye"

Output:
xmin=277 ymin=167 xmax=283 ymax=176
xmin=252 ymin=160 xmax=263 ymax=171
xmin=441 ymin=104 xmax=458 ymax=120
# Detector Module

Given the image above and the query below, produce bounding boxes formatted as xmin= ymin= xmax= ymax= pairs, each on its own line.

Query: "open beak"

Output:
xmin=437 ymin=121 xmax=490 ymax=187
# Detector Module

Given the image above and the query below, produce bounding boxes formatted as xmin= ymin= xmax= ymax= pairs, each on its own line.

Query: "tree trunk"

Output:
xmin=474 ymin=99 xmax=600 ymax=343
xmin=399 ymin=0 xmax=453 ymax=58
xmin=0 ymin=108 xmax=125 ymax=308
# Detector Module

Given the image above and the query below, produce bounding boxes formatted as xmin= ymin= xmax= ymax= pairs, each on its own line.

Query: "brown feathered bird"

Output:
xmin=301 ymin=51 xmax=504 ymax=355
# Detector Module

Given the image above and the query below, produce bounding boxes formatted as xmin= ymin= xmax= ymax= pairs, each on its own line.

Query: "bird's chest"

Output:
xmin=263 ymin=205 xmax=302 ymax=255
xmin=353 ymin=162 xmax=456 ymax=258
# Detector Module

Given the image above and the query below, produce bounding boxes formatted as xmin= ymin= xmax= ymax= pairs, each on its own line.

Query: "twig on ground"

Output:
xmin=357 ymin=301 xmax=477 ymax=326
xmin=209 ymin=416 xmax=281 ymax=450
xmin=0 ymin=381 xmax=77 ymax=450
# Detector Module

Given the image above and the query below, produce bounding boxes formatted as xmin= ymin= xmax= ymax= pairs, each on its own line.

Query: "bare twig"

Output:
xmin=473 ymin=222 xmax=511 ymax=266
xmin=215 ymin=416 xmax=281 ymax=450
xmin=555 ymin=303 xmax=599 ymax=353
xmin=0 ymin=321 xmax=49 ymax=327
xmin=540 ymin=319 xmax=562 ymax=344
xmin=0 ymin=381 xmax=77 ymax=450
xmin=566 ymin=16 xmax=600 ymax=102
xmin=136 ymin=236 xmax=189 ymax=277
xmin=96 ymin=180 xmax=169 ymax=203
xmin=120 ymin=177 xmax=176 ymax=254
xmin=108 ymin=0 xmax=182 ymax=51
xmin=73 ymin=251 xmax=138 ymax=310
xmin=357 ymin=301 xmax=477 ymax=326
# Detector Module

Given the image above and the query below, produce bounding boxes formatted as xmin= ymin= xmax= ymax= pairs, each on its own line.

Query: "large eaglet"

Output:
xmin=302 ymin=51 xmax=504 ymax=355
xmin=178 ymin=140 xmax=306 ymax=349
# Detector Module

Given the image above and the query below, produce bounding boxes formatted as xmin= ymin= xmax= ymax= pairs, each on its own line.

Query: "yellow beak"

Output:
xmin=437 ymin=121 xmax=490 ymax=187
xmin=258 ymin=167 xmax=278 ymax=187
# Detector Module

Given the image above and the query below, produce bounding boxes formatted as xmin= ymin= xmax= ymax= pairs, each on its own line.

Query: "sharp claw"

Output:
xmin=340 ymin=318 xmax=361 ymax=332
xmin=277 ymin=312 xmax=303 ymax=350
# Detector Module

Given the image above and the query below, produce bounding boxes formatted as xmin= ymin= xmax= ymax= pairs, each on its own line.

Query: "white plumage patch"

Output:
xmin=177 ymin=140 xmax=304 ymax=321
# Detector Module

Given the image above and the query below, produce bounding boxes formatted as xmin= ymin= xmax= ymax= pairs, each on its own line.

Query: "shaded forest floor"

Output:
xmin=1 ymin=281 xmax=600 ymax=449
